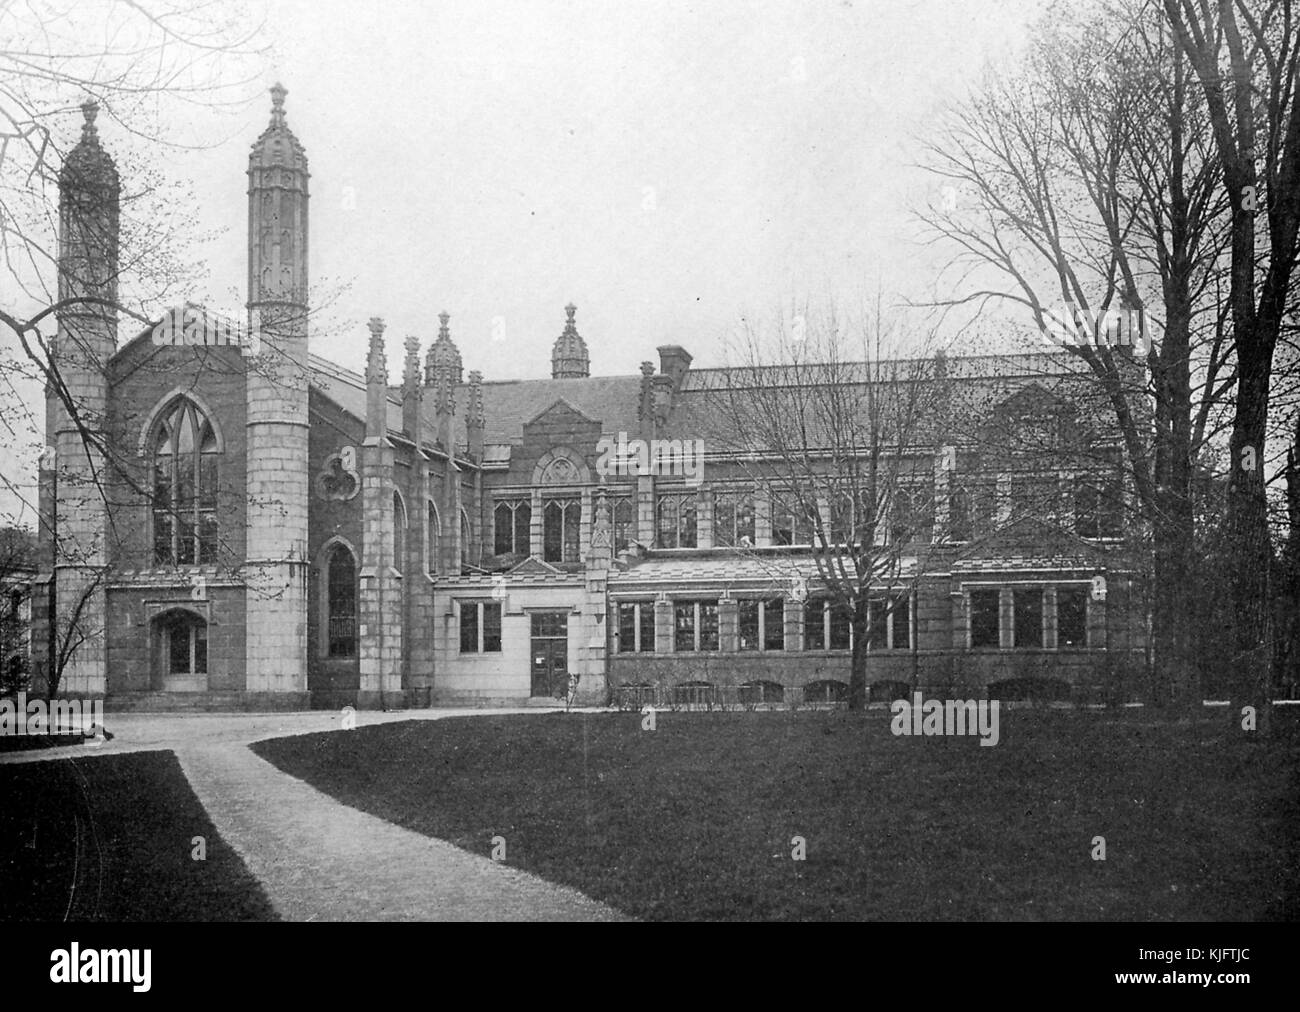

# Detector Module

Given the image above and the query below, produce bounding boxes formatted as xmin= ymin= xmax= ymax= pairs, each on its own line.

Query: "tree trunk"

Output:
xmin=1151 ymin=523 xmax=1196 ymax=708
xmin=1226 ymin=354 xmax=1274 ymax=734
xmin=1283 ymin=435 xmax=1300 ymax=700
xmin=848 ymin=598 xmax=870 ymax=710
xmin=1150 ymin=269 xmax=1198 ymax=712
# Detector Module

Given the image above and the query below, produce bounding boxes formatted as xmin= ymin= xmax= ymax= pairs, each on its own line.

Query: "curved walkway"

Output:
xmin=1 ymin=710 xmax=629 ymax=922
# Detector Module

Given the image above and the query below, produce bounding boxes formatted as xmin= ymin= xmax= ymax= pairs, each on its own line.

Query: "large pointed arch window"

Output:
xmin=152 ymin=399 xmax=220 ymax=565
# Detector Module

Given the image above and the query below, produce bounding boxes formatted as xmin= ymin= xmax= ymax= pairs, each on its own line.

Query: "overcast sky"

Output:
xmin=2 ymin=0 xmax=1044 ymax=526
xmin=184 ymin=0 xmax=1039 ymax=379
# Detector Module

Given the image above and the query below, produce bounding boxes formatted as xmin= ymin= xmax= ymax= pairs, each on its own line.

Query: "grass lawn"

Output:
xmin=253 ymin=708 xmax=1300 ymax=921
xmin=0 ymin=751 xmax=278 ymax=921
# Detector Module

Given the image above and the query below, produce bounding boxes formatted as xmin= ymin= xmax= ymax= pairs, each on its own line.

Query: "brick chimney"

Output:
xmin=657 ymin=345 xmax=693 ymax=390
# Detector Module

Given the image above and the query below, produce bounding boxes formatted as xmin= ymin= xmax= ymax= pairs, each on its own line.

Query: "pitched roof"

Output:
xmin=950 ymin=517 xmax=1114 ymax=570
xmin=308 ymin=354 xmax=404 ymax=435
xmin=455 ymin=375 xmax=645 ymax=445
xmin=307 ymin=346 xmax=1126 ymax=461
xmin=310 ymin=355 xmax=646 ymax=458
xmin=668 ymin=351 xmax=1121 ymax=449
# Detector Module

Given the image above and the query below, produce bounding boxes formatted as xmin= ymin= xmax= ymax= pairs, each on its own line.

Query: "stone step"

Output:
xmin=105 ymin=691 xmax=307 ymax=713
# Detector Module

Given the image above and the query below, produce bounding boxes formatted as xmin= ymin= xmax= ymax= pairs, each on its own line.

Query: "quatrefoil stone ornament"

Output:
xmin=316 ymin=446 xmax=360 ymax=501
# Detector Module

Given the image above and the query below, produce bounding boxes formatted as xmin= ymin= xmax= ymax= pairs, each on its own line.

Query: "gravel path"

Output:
xmin=2 ymin=709 xmax=629 ymax=922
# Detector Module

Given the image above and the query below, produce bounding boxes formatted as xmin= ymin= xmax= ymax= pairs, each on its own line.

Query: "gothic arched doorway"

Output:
xmin=152 ymin=609 xmax=208 ymax=692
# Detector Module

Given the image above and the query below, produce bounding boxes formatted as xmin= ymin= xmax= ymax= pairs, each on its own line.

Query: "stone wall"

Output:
xmin=432 ymin=576 xmax=608 ymax=705
xmin=104 ymin=581 xmax=246 ymax=693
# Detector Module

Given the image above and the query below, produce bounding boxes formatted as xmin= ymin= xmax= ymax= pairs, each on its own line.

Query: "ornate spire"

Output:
xmin=248 ymin=82 xmax=308 ymax=309
xmin=366 ymin=316 xmax=387 ymax=383
xmin=551 ymin=302 xmax=590 ymax=378
xmin=80 ymin=101 xmax=99 ymax=141
xmin=270 ymin=82 xmax=287 ymax=129
xmin=402 ymin=333 xmax=424 ymax=446
xmin=466 ymin=370 xmax=485 ymax=428
xmin=402 ymin=334 xmax=422 ymax=394
xmin=59 ymin=100 xmax=120 ymax=313
xmin=434 ymin=362 xmax=455 ymax=415
xmin=249 ymin=82 xmax=307 ymax=171
xmin=424 ymin=310 xmax=463 ymax=386
xmin=61 ymin=100 xmax=119 ymax=191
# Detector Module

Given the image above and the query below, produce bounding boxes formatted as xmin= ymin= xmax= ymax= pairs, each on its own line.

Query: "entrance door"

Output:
xmin=154 ymin=610 xmax=208 ymax=692
xmin=530 ymin=611 xmax=569 ymax=698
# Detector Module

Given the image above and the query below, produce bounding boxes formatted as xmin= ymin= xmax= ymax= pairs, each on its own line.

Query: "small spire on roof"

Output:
xmin=366 ymin=316 xmax=387 ymax=383
xmin=80 ymin=100 xmax=99 ymax=140
xmin=467 ymin=370 xmax=485 ymax=428
xmin=270 ymin=82 xmax=287 ymax=128
xmin=425 ymin=311 xmax=462 ymax=386
xmin=552 ymin=302 xmax=590 ymax=379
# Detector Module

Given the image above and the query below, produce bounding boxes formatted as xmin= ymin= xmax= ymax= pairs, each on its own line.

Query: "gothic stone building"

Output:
xmin=34 ymin=88 xmax=1150 ymax=710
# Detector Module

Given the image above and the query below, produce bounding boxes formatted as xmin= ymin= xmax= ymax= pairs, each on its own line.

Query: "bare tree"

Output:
xmin=0 ymin=2 xmax=309 ymax=696
xmin=0 ymin=6 xmax=375 ymax=697
xmin=918 ymin=0 xmax=1236 ymax=709
xmin=1 ymin=0 xmax=268 ymax=531
xmin=1279 ymin=410 xmax=1300 ymax=697
xmin=705 ymin=299 xmax=950 ymax=710
xmin=1159 ymin=0 xmax=1300 ymax=726
xmin=0 ymin=525 xmax=36 ymax=693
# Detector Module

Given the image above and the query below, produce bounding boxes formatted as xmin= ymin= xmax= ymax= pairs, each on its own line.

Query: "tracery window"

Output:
xmin=152 ymin=399 xmax=220 ymax=565
xmin=543 ymin=497 xmax=581 ymax=562
xmin=494 ymin=499 xmax=532 ymax=556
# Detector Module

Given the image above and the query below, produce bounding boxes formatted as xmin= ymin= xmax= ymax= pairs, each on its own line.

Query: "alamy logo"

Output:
xmin=50 ymin=944 xmax=151 ymax=992
xmin=0 ymin=692 xmax=103 ymax=737
xmin=1039 ymin=303 xmax=1151 ymax=354
xmin=596 ymin=431 xmax=704 ymax=484
xmin=151 ymin=305 xmax=261 ymax=356
xmin=890 ymin=692 xmax=1000 ymax=747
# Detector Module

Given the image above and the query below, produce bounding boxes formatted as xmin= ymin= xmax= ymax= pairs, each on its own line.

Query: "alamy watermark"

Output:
xmin=0 ymin=692 xmax=104 ymax=738
xmin=890 ymin=692 xmax=1000 ymax=747
xmin=50 ymin=944 xmax=150 ymax=991
xmin=596 ymin=431 xmax=704 ymax=483
xmin=1039 ymin=302 xmax=1153 ymax=355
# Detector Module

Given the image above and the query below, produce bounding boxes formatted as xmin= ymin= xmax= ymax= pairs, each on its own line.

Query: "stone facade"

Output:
xmin=32 ymin=87 xmax=1152 ymax=711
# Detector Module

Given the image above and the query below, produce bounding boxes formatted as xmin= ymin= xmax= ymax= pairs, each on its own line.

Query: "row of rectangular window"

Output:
xmin=618 ymin=586 xmax=1091 ymax=652
xmin=616 ymin=597 xmax=912 ymax=653
xmin=492 ymin=476 xmax=1124 ymax=560
xmin=337 ymin=585 xmax=1092 ymax=658
xmin=968 ymin=586 xmax=1089 ymax=649
xmin=494 ymin=497 xmax=611 ymax=562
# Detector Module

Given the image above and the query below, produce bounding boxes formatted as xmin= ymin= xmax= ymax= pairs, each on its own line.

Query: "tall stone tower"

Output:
xmin=48 ymin=101 xmax=118 ymax=696
xmin=244 ymin=83 xmax=310 ymax=696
